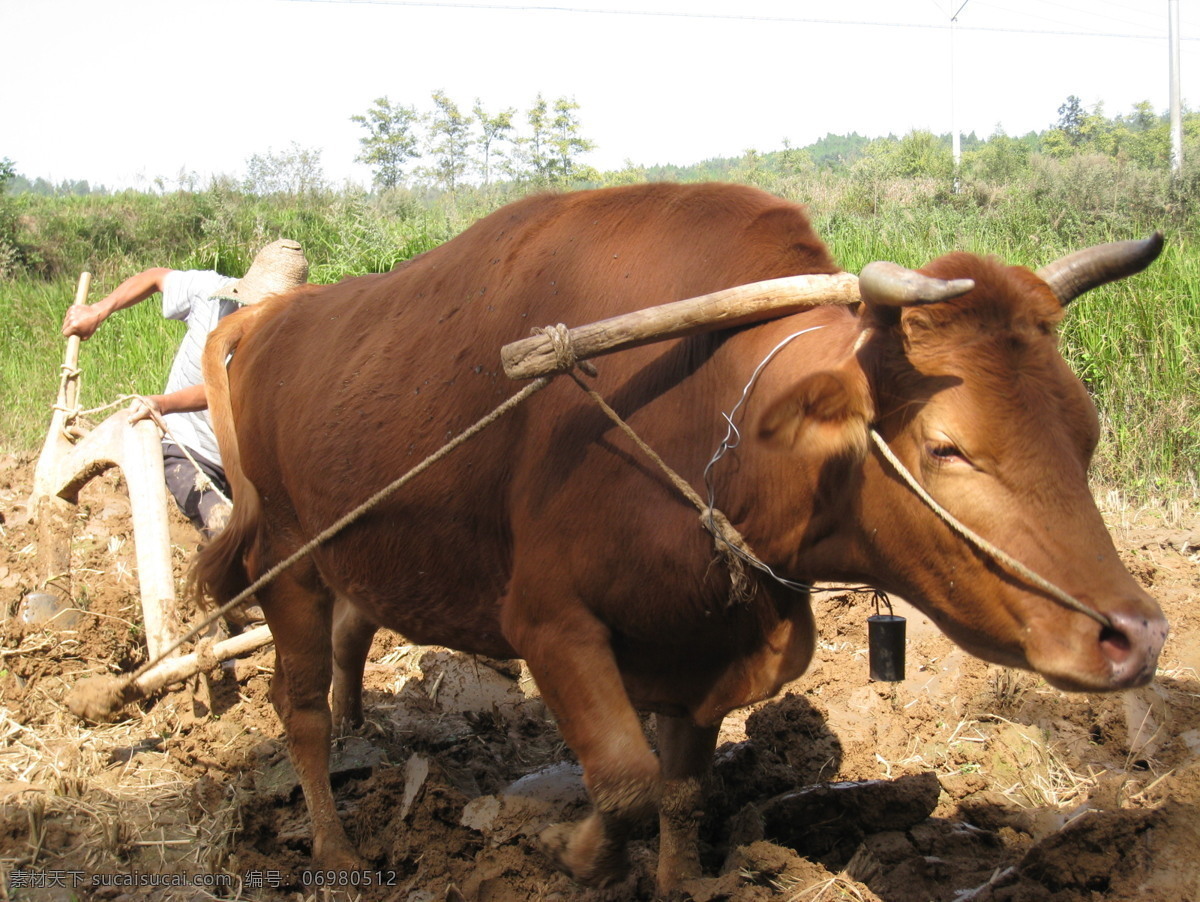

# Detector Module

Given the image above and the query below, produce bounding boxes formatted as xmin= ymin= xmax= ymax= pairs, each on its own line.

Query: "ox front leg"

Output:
xmin=656 ymin=714 xmax=719 ymax=894
xmin=263 ymin=577 xmax=365 ymax=872
xmin=513 ymin=614 xmax=661 ymax=888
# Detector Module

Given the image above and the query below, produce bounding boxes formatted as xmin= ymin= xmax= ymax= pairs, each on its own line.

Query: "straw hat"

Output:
xmin=211 ymin=238 xmax=309 ymax=305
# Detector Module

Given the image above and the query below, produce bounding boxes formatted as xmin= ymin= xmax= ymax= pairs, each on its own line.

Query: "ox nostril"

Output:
xmin=1083 ymin=608 xmax=1166 ymax=688
xmin=1099 ymin=624 xmax=1133 ymax=665
xmin=1097 ymin=609 xmax=1168 ymax=673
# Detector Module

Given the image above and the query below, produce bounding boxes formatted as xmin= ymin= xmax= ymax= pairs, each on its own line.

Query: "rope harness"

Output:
xmin=88 ymin=319 xmax=1109 ymax=683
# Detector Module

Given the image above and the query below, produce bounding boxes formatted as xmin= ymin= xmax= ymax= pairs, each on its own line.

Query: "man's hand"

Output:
xmin=127 ymin=395 xmax=166 ymax=432
xmin=61 ymin=304 xmax=106 ymax=339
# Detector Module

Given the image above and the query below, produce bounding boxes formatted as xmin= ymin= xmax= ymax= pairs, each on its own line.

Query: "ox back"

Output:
xmin=193 ymin=182 xmax=1166 ymax=892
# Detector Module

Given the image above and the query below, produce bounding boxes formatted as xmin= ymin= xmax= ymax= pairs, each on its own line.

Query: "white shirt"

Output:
xmin=160 ymin=269 xmax=238 ymax=467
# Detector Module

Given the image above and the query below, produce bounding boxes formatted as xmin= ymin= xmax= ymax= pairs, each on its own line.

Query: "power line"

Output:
xmin=983 ymin=0 xmax=1160 ymax=34
xmin=280 ymin=0 xmax=1197 ymax=41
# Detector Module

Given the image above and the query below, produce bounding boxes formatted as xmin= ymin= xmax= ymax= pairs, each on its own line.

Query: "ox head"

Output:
xmin=753 ymin=235 xmax=1167 ymax=692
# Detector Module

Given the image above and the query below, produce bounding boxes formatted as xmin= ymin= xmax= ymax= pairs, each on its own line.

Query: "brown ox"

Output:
xmin=193 ymin=182 xmax=1167 ymax=893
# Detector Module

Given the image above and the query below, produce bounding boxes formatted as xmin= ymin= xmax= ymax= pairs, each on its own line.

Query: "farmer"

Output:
xmin=61 ymin=239 xmax=309 ymax=540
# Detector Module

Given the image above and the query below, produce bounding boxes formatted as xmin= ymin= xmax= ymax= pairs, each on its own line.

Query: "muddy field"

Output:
xmin=0 ymin=453 xmax=1197 ymax=901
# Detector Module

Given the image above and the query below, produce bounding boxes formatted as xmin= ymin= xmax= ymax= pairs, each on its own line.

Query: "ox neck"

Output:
xmin=699 ymin=325 xmax=830 ymax=594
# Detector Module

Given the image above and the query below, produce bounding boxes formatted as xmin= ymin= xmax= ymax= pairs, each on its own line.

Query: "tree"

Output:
xmin=473 ymin=100 xmax=515 ymax=186
xmin=351 ymin=96 xmax=421 ymax=190
xmin=1078 ymin=101 xmax=1115 ymax=153
xmin=549 ymin=96 xmax=594 ymax=184
xmin=778 ymin=139 xmax=815 ymax=178
xmin=732 ymin=148 xmax=768 ymax=187
xmin=1044 ymin=95 xmax=1091 ymax=155
xmin=0 ymin=157 xmax=20 ymax=278
xmin=426 ymin=90 xmax=472 ymax=191
xmin=516 ymin=93 xmax=553 ymax=185
xmin=1127 ymin=100 xmax=1158 ymax=133
xmin=856 ymin=130 xmax=952 ymax=180
xmin=1057 ymin=95 xmax=1085 ymax=146
xmin=806 ymin=132 xmax=872 ymax=169
xmin=1113 ymin=102 xmax=1170 ymax=167
xmin=963 ymin=128 xmax=1031 ymax=183
xmin=244 ymin=142 xmax=326 ymax=196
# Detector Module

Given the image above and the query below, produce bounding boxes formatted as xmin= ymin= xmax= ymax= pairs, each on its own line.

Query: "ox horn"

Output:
xmin=857 ymin=261 xmax=975 ymax=307
xmin=1035 ymin=232 xmax=1164 ymax=306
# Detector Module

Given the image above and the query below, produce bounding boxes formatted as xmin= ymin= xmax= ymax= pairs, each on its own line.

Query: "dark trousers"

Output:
xmin=161 ymin=443 xmax=230 ymax=537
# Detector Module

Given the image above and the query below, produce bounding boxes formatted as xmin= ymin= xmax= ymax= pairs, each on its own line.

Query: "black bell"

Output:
xmin=867 ymin=592 xmax=905 ymax=681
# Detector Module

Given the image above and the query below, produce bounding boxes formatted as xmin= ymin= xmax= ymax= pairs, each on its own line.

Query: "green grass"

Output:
xmin=1 ymin=275 xmax=180 ymax=449
xmin=798 ymin=168 xmax=1198 ymax=497
xmin=1061 ymin=240 xmax=1200 ymax=493
xmin=0 ymin=188 xmax=467 ymax=451
xmin=2 ymin=167 xmax=1197 ymax=501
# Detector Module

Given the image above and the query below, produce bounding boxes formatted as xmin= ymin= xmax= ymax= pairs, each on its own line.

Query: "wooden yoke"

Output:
xmin=500 ymin=272 xmax=861 ymax=380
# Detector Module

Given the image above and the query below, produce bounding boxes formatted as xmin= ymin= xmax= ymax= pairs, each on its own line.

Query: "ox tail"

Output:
xmin=188 ymin=303 xmax=272 ymax=611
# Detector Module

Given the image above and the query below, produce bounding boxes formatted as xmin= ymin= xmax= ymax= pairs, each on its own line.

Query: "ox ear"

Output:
xmin=899 ymin=305 xmax=937 ymax=352
xmin=758 ymin=367 xmax=873 ymax=458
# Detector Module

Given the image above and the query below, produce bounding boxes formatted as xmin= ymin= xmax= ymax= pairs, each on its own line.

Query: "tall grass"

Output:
xmin=1 ymin=165 xmax=1196 ymax=501
xmin=1065 ymin=241 xmax=1200 ymax=493
xmin=787 ymin=161 xmax=1199 ymax=497
xmin=0 ymin=276 xmax=179 ymax=450
xmin=1 ymin=188 xmax=466 ymax=451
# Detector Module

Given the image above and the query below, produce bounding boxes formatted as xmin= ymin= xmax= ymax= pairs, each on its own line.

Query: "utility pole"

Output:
xmin=1169 ymin=0 xmax=1183 ymax=176
xmin=950 ymin=0 xmax=970 ymax=191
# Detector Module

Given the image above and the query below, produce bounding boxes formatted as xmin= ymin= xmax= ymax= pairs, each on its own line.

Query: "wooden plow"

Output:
xmin=60 ymin=269 xmax=872 ymax=719
xmin=28 ymin=274 xmax=184 ymax=662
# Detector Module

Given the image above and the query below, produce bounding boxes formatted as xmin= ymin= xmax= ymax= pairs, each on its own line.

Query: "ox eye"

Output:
xmin=927 ymin=442 xmax=968 ymax=465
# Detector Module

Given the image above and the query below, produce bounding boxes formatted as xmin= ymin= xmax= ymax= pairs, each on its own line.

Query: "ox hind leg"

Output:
xmin=261 ymin=568 xmax=364 ymax=871
xmin=507 ymin=608 xmax=661 ymax=888
xmin=331 ymin=598 xmax=378 ymax=731
xmin=656 ymin=714 xmax=720 ymax=894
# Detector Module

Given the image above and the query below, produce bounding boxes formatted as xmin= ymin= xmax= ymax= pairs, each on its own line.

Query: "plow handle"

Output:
xmin=58 ymin=272 xmax=92 ymax=413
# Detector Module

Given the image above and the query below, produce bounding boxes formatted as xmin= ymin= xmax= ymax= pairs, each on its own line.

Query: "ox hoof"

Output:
xmin=311 ymin=840 xmax=368 ymax=876
xmin=656 ymin=855 xmax=703 ymax=897
xmin=537 ymin=820 xmax=630 ymax=888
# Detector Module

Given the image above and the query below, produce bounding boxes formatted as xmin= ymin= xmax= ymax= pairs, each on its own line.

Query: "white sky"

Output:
xmin=4 ymin=0 xmax=1196 ymax=190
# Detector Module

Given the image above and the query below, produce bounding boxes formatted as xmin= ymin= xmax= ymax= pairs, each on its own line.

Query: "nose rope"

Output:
xmin=868 ymin=430 xmax=1115 ymax=630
